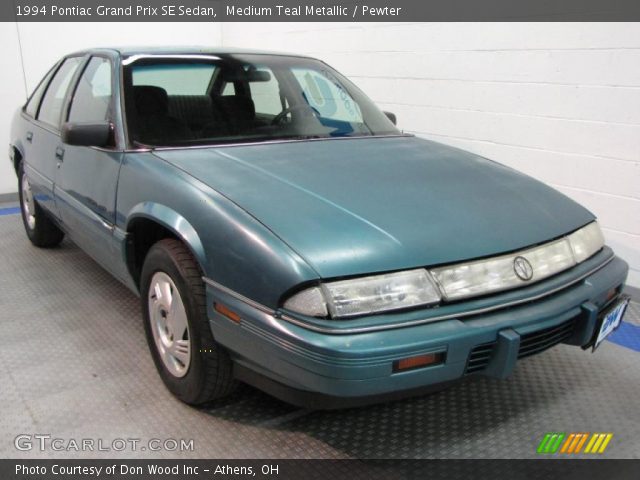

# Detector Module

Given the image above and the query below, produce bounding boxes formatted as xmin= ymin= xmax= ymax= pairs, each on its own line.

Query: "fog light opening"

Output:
xmin=393 ymin=352 xmax=445 ymax=373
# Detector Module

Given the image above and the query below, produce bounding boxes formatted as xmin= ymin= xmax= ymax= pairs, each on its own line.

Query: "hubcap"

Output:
xmin=21 ymin=174 xmax=36 ymax=230
xmin=148 ymin=272 xmax=191 ymax=378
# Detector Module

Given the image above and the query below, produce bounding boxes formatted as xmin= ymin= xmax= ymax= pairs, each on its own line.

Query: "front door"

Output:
xmin=54 ymin=55 xmax=123 ymax=273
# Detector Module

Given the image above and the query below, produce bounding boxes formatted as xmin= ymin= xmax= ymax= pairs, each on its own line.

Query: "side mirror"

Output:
xmin=383 ymin=111 xmax=397 ymax=125
xmin=61 ymin=122 xmax=112 ymax=147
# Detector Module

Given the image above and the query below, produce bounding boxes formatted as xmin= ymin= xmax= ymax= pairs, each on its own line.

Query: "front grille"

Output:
xmin=464 ymin=317 xmax=577 ymax=374
xmin=518 ymin=318 xmax=576 ymax=359
xmin=465 ymin=342 xmax=496 ymax=374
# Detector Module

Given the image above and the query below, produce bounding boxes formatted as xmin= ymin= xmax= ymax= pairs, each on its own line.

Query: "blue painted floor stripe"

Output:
xmin=607 ymin=321 xmax=640 ymax=352
xmin=0 ymin=207 xmax=20 ymax=216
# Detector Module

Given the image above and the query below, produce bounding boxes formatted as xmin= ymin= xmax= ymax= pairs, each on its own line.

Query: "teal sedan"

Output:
xmin=9 ymin=48 xmax=630 ymax=407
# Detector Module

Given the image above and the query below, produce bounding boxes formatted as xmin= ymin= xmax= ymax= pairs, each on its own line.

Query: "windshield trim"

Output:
xmin=146 ymin=133 xmax=414 ymax=152
xmin=122 ymin=54 xmax=223 ymax=66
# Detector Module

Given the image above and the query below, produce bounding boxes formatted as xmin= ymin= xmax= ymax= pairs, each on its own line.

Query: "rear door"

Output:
xmin=55 ymin=55 xmax=123 ymax=270
xmin=24 ymin=57 xmax=83 ymax=218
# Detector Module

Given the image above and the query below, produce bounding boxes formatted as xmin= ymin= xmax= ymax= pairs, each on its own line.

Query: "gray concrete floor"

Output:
xmin=0 ymin=210 xmax=639 ymax=459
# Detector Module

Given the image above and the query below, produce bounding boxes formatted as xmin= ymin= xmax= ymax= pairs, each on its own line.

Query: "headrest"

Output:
xmin=134 ymin=86 xmax=169 ymax=116
xmin=216 ymin=95 xmax=256 ymax=122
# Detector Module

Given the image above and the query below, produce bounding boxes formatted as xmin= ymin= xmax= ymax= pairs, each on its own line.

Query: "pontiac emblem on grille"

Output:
xmin=513 ymin=256 xmax=534 ymax=281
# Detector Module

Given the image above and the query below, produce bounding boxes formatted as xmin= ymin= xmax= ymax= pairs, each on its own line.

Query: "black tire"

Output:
xmin=18 ymin=161 xmax=64 ymax=248
xmin=140 ymin=238 xmax=236 ymax=405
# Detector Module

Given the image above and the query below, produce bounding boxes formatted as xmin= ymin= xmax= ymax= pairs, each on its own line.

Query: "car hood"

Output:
xmin=154 ymin=136 xmax=594 ymax=278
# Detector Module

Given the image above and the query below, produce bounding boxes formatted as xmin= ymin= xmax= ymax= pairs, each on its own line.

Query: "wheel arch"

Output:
xmin=124 ymin=203 xmax=207 ymax=289
xmin=10 ymin=142 xmax=24 ymax=176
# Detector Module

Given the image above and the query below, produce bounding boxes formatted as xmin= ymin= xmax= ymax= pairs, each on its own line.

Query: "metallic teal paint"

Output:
xmin=126 ymin=202 xmax=209 ymax=270
xmin=206 ymin=255 xmax=628 ymax=403
xmin=155 ymin=136 xmax=595 ymax=279
xmin=115 ymin=151 xmax=319 ymax=305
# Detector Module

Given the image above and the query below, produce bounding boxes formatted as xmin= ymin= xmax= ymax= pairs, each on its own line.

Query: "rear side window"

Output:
xmin=68 ymin=57 xmax=112 ymax=123
xmin=25 ymin=64 xmax=57 ymax=117
xmin=37 ymin=57 xmax=82 ymax=128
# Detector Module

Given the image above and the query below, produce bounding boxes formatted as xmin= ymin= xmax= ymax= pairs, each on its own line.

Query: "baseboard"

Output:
xmin=0 ymin=192 xmax=18 ymax=203
xmin=624 ymin=284 xmax=639 ymax=302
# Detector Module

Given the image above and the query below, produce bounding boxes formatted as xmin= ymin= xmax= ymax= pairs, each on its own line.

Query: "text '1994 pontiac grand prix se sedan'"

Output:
xmin=9 ymin=47 xmax=629 ymax=408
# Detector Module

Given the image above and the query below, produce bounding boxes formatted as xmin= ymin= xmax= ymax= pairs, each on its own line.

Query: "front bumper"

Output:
xmin=205 ymin=248 xmax=628 ymax=408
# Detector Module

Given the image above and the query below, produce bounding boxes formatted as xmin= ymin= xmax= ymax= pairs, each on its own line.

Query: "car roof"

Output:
xmin=67 ymin=46 xmax=315 ymax=59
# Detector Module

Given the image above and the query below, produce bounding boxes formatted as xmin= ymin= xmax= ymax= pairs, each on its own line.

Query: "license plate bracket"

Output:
xmin=593 ymin=295 xmax=630 ymax=351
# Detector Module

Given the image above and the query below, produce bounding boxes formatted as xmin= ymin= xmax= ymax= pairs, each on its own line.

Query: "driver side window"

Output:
xmin=68 ymin=56 xmax=113 ymax=123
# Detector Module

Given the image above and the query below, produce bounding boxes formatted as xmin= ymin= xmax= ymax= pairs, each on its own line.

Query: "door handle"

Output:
xmin=26 ymin=131 xmax=33 ymax=143
xmin=55 ymin=146 xmax=65 ymax=161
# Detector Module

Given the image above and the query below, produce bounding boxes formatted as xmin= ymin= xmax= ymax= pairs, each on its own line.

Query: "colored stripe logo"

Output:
xmin=537 ymin=433 xmax=565 ymax=454
xmin=537 ymin=433 xmax=613 ymax=454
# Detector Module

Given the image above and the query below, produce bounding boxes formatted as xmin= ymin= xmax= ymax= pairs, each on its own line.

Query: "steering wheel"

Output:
xmin=271 ymin=104 xmax=321 ymax=125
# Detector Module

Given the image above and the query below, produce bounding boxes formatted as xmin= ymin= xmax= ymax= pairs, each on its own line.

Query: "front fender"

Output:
xmin=116 ymin=152 xmax=320 ymax=308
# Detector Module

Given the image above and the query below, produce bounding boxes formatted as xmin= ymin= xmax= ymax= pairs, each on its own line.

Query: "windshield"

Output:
xmin=122 ymin=53 xmax=400 ymax=147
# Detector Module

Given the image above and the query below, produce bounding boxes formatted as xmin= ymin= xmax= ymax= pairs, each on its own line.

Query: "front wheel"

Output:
xmin=18 ymin=162 xmax=64 ymax=248
xmin=141 ymin=239 xmax=236 ymax=405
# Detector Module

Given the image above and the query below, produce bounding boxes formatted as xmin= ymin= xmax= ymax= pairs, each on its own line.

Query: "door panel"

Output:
xmin=25 ymin=57 xmax=83 ymax=218
xmin=55 ymin=148 xmax=122 ymax=270
xmin=22 ymin=122 xmax=58 ymax=216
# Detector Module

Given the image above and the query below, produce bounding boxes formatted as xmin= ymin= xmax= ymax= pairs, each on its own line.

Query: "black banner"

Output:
xmin=3 ymin=0 xmax=640 ymax=22
xmin=3 ymin=459 xmax=640 ymax=480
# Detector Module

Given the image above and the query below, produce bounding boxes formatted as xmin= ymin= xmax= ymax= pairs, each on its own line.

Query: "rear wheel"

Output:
xmin=141 ymin=239 xmax=236 ymax=405
xmin=18 ymin=162 xmax=64 ymax=248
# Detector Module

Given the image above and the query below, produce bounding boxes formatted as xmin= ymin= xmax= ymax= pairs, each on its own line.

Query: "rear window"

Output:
xmin=132 ymin=64 xmax=216 ymax=95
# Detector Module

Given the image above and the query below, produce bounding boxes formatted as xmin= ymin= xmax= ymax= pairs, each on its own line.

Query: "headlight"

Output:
xmin=567 ymin=221 xmax=605 ymax=263
xmin=430 ymin=239 xmax=575 ymax=301
xmin=283 ymin=269 xmax=441 ymax=318
xmin=431 ymin=221 xmax=604 ymax=301
xmin=282 ymin=222 xmax=604 ymax=318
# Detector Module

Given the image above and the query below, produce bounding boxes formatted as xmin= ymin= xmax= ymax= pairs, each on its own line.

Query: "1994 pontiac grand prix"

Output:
xmin=9 ymin=47 xmax=629 ymax=407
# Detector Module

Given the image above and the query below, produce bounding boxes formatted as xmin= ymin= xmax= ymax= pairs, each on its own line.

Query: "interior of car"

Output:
xmin=123 ymin=54 xmax=390 ymax=147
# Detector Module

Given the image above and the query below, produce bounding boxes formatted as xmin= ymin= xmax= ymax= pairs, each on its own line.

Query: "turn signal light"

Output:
xmin=393 ymin=352 xmax=445 ymax=373
xmin=214 ymin=302 xmax=241 ymax=323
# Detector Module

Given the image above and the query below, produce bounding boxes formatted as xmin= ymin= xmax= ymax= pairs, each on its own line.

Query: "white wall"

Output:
xmin=223 ymin=22 xmax=640 ymax=288
xmin=0 ymin=22 xmax=221 ymax=194
xmin=0 ymin=24 xmax=29 ymax=195
xmin=2 ymin=22 xmax=639 ymax=288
